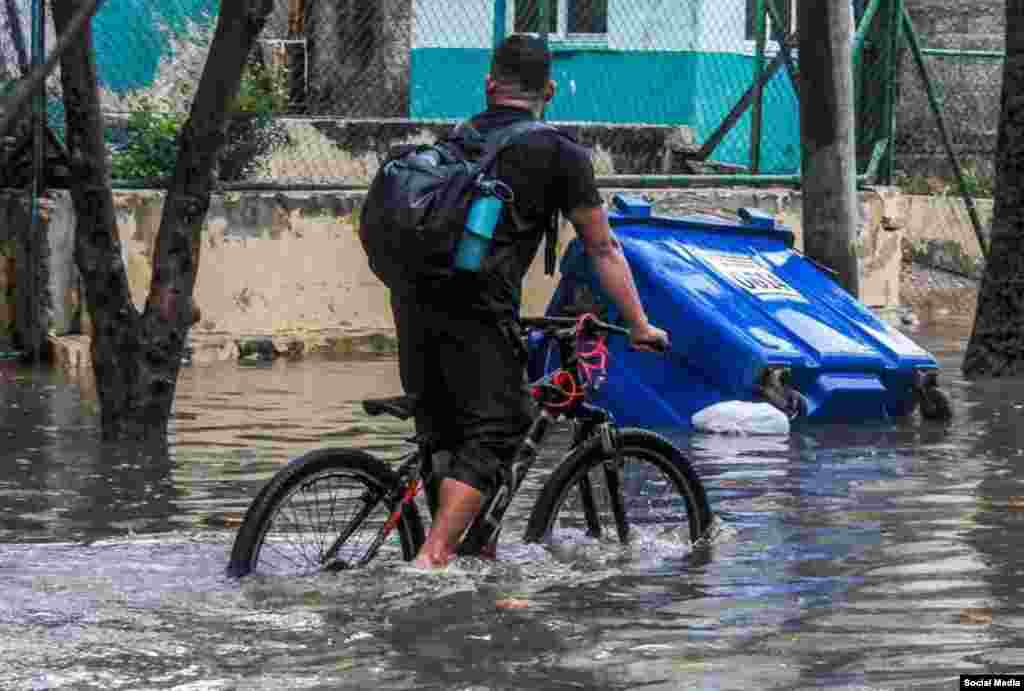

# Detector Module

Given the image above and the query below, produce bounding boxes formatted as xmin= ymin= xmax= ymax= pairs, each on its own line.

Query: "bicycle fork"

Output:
xmin=571 ymin=410 xmax=629 ymax=542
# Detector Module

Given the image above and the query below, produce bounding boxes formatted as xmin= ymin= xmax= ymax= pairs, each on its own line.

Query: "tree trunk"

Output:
xmin=797 ymin=0 xmax=861 ymax=296
xmin=305 ymin=0 xmax=341 ymax=113
xmin=305 ymin=0 xmax=410 ymax=117
xmin=962 ymin=1 xmax=1024 ymax=378
xmin=53 ymin=0 xmax=273 ymax=441
xmin=370 ymin=0 xmax=411 ymax=117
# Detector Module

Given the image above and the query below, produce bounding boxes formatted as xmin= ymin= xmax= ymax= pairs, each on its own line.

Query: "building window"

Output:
xmin=513 ymin=0 xmax=608 ymax=38
xmin=568 ymin=0 xmax=608 ymax=34
xmin=746 ymin=0 xmax=797 ymax=42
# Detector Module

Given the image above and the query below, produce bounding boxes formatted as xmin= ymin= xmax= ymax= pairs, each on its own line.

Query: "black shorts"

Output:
xmin=390 ymin=291 xmax=534 ymax=495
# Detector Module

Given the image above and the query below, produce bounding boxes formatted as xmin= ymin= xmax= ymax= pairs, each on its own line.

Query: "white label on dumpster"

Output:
xmin=695 ymin=250 xmax=806 ymax=302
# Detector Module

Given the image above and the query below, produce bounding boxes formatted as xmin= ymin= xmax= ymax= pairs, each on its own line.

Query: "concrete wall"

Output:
xmin=901 ymin=192 xmax=991 ymax=274
xmin=26 ymin=186 xmax=909 ymax=371
xmin=215 ymin=117 xmax=702 ymax=185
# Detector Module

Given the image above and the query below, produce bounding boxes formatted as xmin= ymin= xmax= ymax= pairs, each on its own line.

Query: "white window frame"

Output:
xmin=507 ymin=0 xmax=609 ymax=49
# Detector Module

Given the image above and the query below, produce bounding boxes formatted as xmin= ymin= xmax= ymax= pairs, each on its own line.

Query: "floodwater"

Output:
xmin=1 ymin=325 xmax=1023 ymax=690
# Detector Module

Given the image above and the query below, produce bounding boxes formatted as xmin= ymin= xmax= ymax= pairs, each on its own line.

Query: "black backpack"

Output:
xmin=359 ymin=119 xmax=564 ymax=287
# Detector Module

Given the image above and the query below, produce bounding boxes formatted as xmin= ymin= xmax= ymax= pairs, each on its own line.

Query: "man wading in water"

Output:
xmin=388 ymin=34 xmax=669 ymax=569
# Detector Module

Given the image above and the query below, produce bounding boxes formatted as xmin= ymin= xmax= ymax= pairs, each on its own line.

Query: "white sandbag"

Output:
xmin=691 ymin=400 xmax=790 ymax=436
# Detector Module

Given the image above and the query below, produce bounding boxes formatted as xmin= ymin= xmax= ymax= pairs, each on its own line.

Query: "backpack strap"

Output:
xmin=451 ymin=119 xmax=566 ymax=276
xmin=480 ymin=121 xmax=563 ymax=275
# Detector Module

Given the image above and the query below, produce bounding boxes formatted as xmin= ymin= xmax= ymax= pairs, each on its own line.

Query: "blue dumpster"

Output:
xmin=528 ymin=194 xmax=949 ymax=429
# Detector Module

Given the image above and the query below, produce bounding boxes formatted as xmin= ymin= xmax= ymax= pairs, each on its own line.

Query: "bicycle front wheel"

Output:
xmin=524 ymin=428 xmax=711 ymax=547
xmin=227 ymin=449 xmax=425 ymax=578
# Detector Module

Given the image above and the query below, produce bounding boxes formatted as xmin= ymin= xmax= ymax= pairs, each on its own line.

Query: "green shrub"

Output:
xmin=109 ymin=97 xmax=186 ymax=180
xmin=896 ymin=164 xmax=995 ymax=200
xmin=233 ymin=60 xmax=289 ymax=116
xmin=109 ymin=60 xmax=288 ymax=180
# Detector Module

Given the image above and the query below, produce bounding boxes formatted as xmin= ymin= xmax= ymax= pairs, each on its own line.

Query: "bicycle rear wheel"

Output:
xmin=524 ymin=428 xmax=711 ymax=547
xmin=227 ymin=449 xmax=424 ymax=578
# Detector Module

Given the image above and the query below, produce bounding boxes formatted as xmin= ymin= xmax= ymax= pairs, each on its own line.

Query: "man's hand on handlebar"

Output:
xmin=629 ymin=321 xmax=670 ymax=353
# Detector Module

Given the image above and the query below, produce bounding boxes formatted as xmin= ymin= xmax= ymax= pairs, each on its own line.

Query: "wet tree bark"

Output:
xmin=797 ymin=0 xmax=861 ymax=297
xmin=52 ymin=0 xmax=273 ymax=441
xmin=963 ymin=1 xmax=1024 ymax=378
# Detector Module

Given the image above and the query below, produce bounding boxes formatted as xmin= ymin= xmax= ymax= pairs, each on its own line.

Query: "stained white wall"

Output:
xmin=413 ymin=0 xmax=495 ymax=49
xmin=411 ymin=0 xmax=757 ymax=53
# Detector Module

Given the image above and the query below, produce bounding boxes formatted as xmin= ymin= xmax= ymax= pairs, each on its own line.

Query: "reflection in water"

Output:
xmin=0 ymin=329 xmax=1022 ymax=689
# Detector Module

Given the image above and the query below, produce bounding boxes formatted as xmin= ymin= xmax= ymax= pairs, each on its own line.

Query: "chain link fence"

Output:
xmin=0 ymin=1 xmax=1004 ymax=225
xmin=893 ymin=48 xmax=1001 ymax=279
xmin=0 ymin=0 xmax=813 ymax=188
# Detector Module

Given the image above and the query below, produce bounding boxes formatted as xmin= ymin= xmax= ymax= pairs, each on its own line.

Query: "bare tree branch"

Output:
xmin=0 ymin=0 xmax=100 ymax=138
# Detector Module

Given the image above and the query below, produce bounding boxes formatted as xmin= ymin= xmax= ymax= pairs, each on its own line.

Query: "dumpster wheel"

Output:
xmin=757 ymin=367 xmax=806 ymax=420
xmin=914 ymin=370 xmax=953 ymax=422
xmin=919 ymin=385 xmax=953 ymax=422
xmin=786 ymin=390 xmax=809 ymax=420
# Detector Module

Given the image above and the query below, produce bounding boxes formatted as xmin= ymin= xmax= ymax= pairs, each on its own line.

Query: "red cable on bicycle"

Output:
xmin=575 ymin=313 xmax=610 ymax=388
xmin=545 ymin=369 xmax=582 ymax=408
xmin=534 ymin=314 xmax=611 ymax=409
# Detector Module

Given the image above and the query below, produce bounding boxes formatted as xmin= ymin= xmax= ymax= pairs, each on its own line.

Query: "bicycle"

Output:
xmin=227 ymin=314 xmax=713 ymax=578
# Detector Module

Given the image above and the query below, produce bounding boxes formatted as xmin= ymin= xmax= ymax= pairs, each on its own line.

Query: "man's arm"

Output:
xmin=569 ymin=204 xmax=669 ymax=351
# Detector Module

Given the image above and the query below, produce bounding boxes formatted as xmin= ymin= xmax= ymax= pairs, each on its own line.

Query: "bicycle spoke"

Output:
xmin=299 ymin=482 xmax=324 ymax=562
xmin=310 ymin=480 xmax=327 ymax=561
xmin=230 ymin=451 xmax=426 ymax=579
xmin=323 ymin=491 xmax=379 ymax=565
xmin=250 ymin=471 xmax=398 ymax=576
xmin=546 ymin=447 xmax=695 ymax=547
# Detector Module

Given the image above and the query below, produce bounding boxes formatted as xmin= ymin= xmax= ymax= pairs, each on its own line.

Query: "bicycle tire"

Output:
xmin=523 ymin=428 xmax=712 ymax=546
xmin=227 ymin=448 xmax=425 ymax=578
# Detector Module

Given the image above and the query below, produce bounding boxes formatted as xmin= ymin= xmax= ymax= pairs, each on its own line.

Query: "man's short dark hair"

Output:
xmin=491 ymin=34 xmax=552 ymax=94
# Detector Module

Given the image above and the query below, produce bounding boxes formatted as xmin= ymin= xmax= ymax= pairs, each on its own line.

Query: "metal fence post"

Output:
xmin=750 ymin=0 xmax=766 ymax=174
xmin=880 ymin=0 xmax=902 ymax=184
xmin=29 ymin=0 xmax=45 ymax=364
xmin=902 ymin=7 xmax=988 ymax=258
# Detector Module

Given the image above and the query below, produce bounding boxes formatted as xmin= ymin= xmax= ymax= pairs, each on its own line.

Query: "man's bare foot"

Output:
xmin=413 ymin=478 xmax=484 ymax=568
xmin=412 ymin=546 xmax=450 ymax=569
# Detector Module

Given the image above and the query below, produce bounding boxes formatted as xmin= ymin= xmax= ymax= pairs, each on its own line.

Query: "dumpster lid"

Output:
xmin=608 ymin=193 xmax=794 ymax=247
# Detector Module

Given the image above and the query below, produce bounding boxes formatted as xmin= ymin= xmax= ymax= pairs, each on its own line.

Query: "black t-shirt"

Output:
xmin=414 ymin=106 xmax=603 ymax=319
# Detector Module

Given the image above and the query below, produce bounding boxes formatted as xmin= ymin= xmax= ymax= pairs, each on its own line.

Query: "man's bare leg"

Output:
xmin=413 ymin=478 xmax=484 ymax=568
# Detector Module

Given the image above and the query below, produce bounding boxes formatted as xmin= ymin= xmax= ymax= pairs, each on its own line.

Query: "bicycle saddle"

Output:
xmin=362 ymin=394 xmax=419 ymax=420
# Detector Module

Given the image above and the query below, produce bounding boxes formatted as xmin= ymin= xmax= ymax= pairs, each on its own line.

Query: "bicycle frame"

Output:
xmin=326 ymin=315 xmax=633 ymax=568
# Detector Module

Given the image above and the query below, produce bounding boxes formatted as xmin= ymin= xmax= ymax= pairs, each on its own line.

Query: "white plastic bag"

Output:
xmin=691 ymin=400 xmax=790 ymax=436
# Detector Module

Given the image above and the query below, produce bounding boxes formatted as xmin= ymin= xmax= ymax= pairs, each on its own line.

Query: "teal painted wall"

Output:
xmin=410 ymin=48 xmax=800 ymax=174
xmin=92 ymin=0 xmax=217 ymax=92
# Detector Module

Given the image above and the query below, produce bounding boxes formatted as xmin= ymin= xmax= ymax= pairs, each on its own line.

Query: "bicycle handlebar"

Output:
xmin=519 ymin=315 xmax=631 ymax=338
